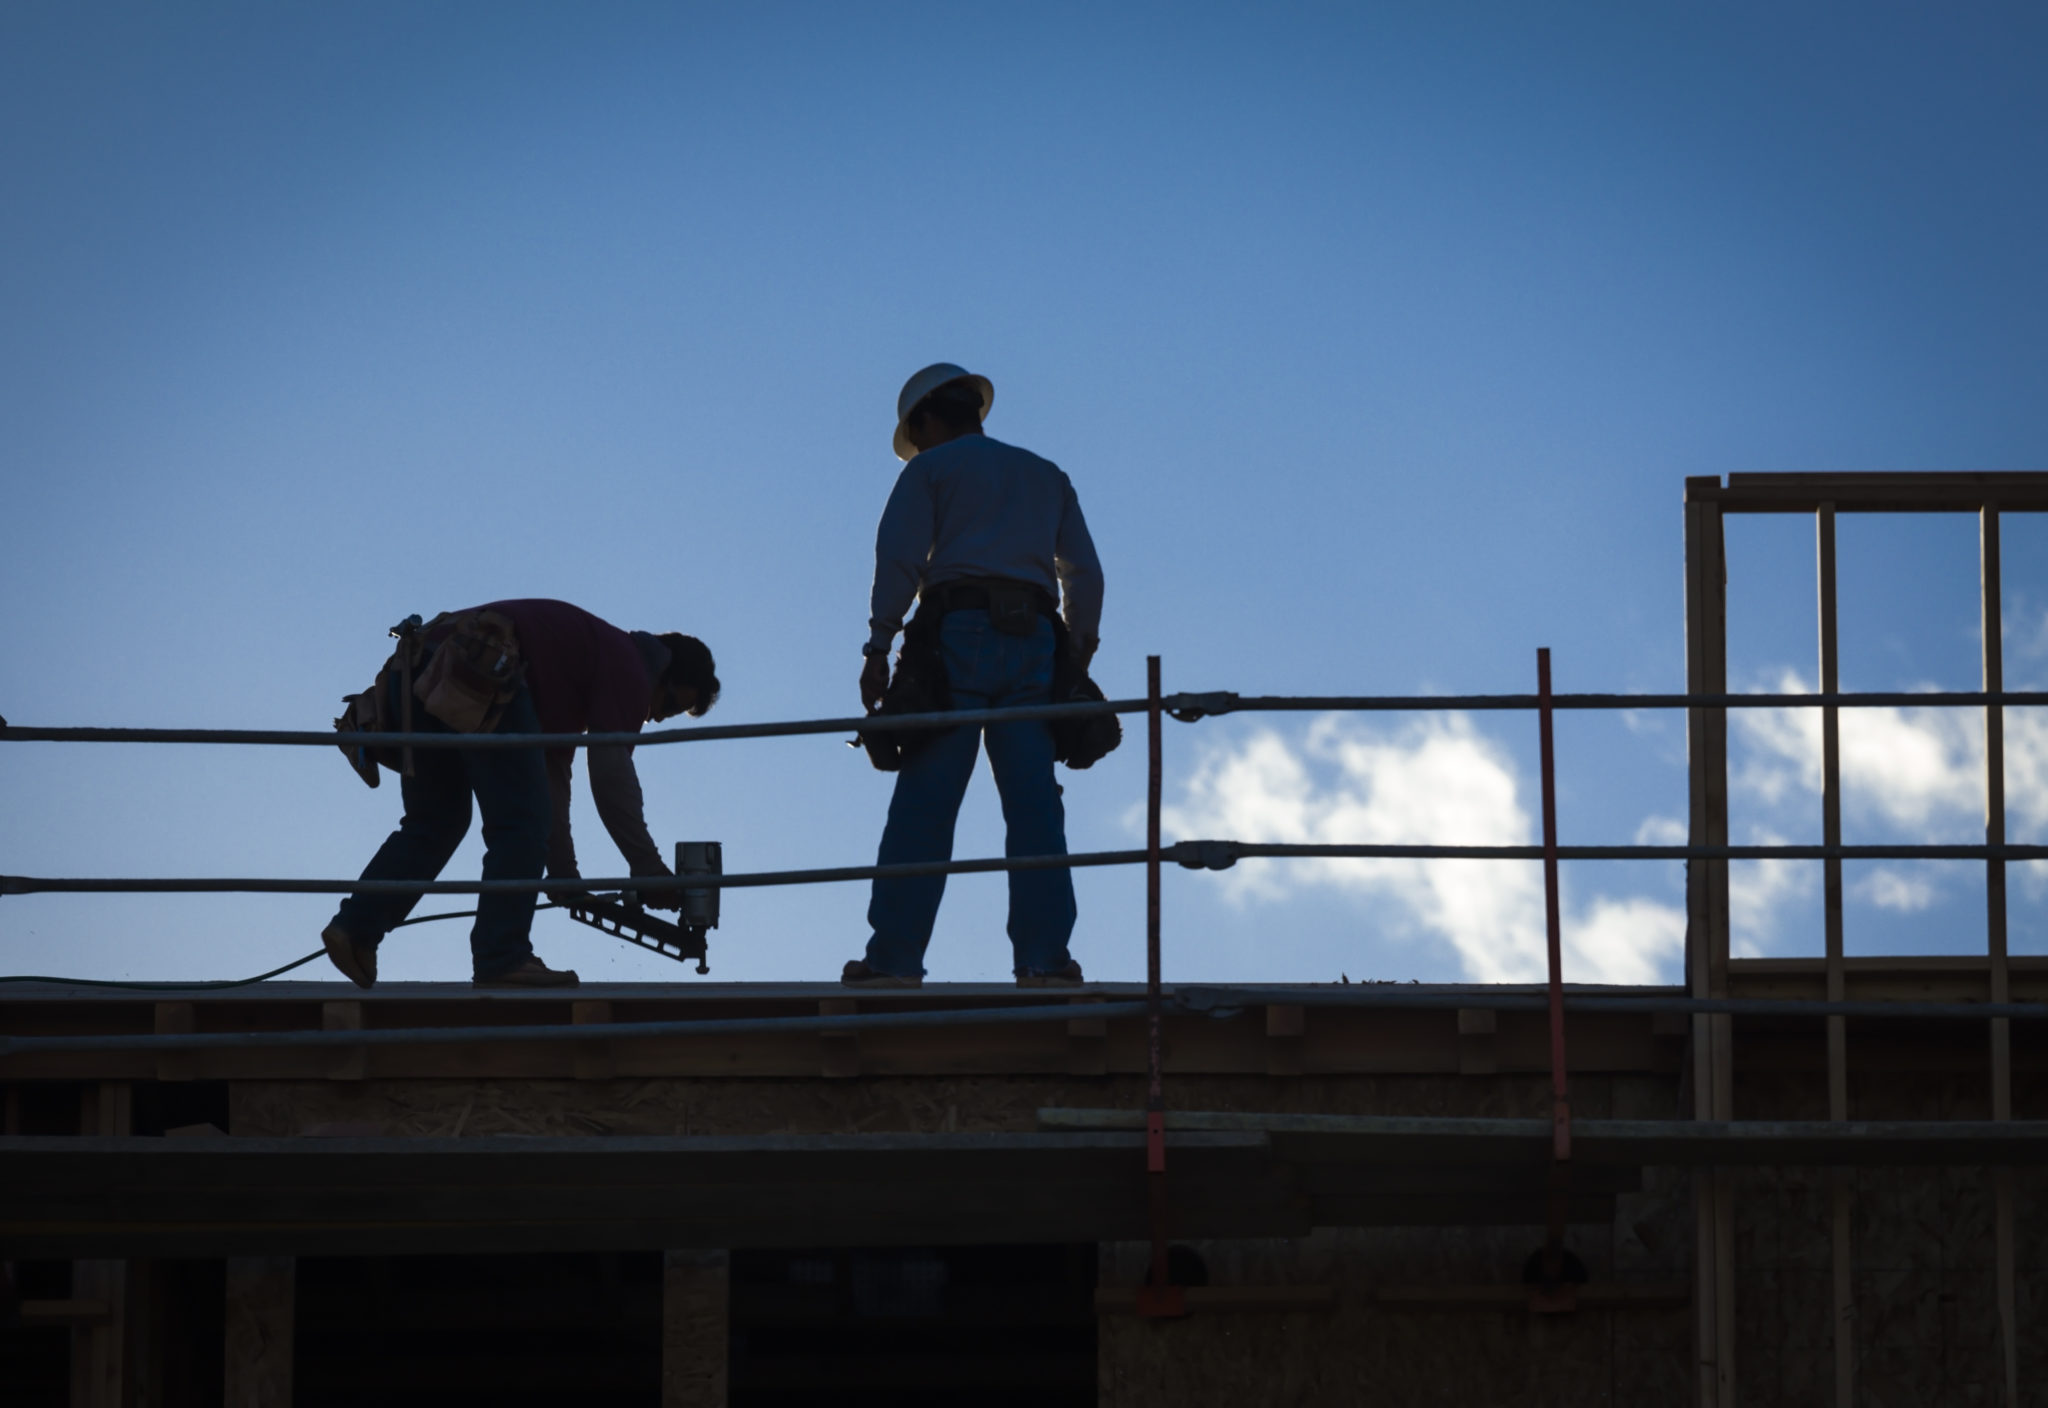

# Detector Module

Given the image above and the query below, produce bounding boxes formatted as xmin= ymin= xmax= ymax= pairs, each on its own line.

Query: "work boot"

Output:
xmin=321 ymin=922 xmax=377 ymax=989
xmin=841 ymin=959 xmax=922 ymax=989
xmin=1016 ymin=959 xmax=1085 ymax=988
xmin=474 ymin=956 xmax=580 ymax=989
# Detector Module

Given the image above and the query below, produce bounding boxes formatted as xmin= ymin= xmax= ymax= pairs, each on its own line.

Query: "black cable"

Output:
xmin=0 ymin=904 xmax=565 ymax=990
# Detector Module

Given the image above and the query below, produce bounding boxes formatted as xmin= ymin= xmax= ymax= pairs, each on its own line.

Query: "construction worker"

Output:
xmin=846 ymin=363 xmax=1105 ymax=988
xmin=323 ymin=599 xmax=719 ymax=989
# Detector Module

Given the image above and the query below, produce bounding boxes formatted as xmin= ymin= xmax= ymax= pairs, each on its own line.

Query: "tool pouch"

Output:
xmin=987 ymin=584 xmax=1042 ymax=637
xmin=333 ymin=655 xmax=408 ymax=788
xmin=857 ymin=609 xmax=952 ymax=772
xmin=412 ymin=610 xmax=526 ymax=733
xmin=1050 ymin=619 xmax=1122 ymax=769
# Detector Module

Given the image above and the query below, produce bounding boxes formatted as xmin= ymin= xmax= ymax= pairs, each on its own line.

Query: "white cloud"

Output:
xmin=1159 ymin=715 xmax=1684 ymax=985
xmin=1856 ymin=867 xmax=1938 ymax=912
xmin=1727 ymin=827 xmax=1812 ymax=955
xmin=1732 ymin=669 xmax=1986 ymax=836
xmin=1636 ymin=815 xmax=1687 ymax=846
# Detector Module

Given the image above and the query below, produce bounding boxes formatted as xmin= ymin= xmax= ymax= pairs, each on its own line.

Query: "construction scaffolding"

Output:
xmin=3 ymin=471 xmax=2046 ymax=1406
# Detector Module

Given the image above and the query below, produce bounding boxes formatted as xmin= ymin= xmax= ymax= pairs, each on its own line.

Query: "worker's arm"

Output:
xmin=587 ymin=744 xmax=674 ymax=902
xmin=1054 ymin=475 xmax=1105 ymax=663
xmin=867 ymin=460 xmax=934 ymax=655
xmin=543 ymin=750 xmax=581 ymax=892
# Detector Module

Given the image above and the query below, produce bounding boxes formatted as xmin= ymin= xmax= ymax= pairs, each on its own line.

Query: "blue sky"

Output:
xmin=3 ymin=3 xmax=2045 ymax=986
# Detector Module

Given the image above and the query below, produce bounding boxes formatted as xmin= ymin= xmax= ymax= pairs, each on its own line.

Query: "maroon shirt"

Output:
xmin=481 ymin=598 xmax=652 ymax=739
xmin=474 ymin=599 xmax=665 ymax=879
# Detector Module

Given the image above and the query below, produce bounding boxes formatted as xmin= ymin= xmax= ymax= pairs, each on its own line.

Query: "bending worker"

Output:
xmin=846 ymin=362 xmax=1105 ymax=988
xmin=323 ymin=598 xmax=719 ymax=989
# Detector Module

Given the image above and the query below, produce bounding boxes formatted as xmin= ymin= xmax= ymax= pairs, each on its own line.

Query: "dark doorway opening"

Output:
xmin=296 ymin=1252 xmax=661 ymax=1408
xmin=730 ymin=1244 xmax=1097 ymax=1407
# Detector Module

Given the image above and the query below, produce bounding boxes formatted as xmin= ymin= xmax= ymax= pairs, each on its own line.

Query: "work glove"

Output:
xmin=1067 ymin=635 xmax=1099 ymax=674
xmin=636 ymin=871 xmax=683 ymax=911
xmin=860 ymin=653 xmax=891 ymax=713
xmin=543 ymin=870 xmax=584 ymax=907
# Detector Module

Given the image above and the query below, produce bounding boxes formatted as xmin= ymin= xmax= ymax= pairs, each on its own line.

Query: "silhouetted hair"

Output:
xmin=911 ymin=379 xmax=985 ymax=436
xmin=658 ymin=633 xmax=720 ymax=716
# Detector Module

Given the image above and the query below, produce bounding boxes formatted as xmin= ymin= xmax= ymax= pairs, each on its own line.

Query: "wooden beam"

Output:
xmin=71 ymin=1082 xmax=131 ymax=1408
xmin=1981 ymin=506 xmax=2020 ymax=1408
xmin=1457 ymin=1007 xmax=1499 ymax=1075
xmin=1264 ymin=1004 xmax=1305 ymax=1076
xmin=1714 ymin=472 xmax=2048 ymax=514
xmin=819 ymin=998 xmax=858 ymax=1079
xmin=1373 ymin=1282 xmax=1688 ymax=1312
xmin=1066 ymin=997 xmax=1107 ymax=1076
xmin=153 ymin=1002 xmax=195 ymax=1083
xmin=224 ymin=1257 xmax=294 ymax=1408
xmin=1095 ymin=1284 xmax=1336 ymax=1314
xmin=1685 ymin=480 xmax=1735 ymax=1408
xmin=662 ymin=1250 xmax=728 ymax=1408
xmin=1817 ymin=504 xmax=1855 ymax=1408
xmin=572 ymin=999 xmax=615 ymax=1081
xmin=321 ymin=1001 xmax=364 ymax=1082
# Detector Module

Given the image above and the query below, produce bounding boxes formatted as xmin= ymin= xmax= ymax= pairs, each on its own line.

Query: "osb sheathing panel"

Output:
xmin=1092 ymin=1070 xmax=1693 ymax=1406
xmin=1727 ymin=1063 xmax=2048 ymax=1408
xmin=1096 ymin=1226 xmax=1690 ymax=1407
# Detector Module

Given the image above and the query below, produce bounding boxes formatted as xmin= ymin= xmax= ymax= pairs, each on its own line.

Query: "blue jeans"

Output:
xmin=864 ymin=610 xmax=1078 ymax=978
xmin=333 ymin=681 xmax=550 ymax=980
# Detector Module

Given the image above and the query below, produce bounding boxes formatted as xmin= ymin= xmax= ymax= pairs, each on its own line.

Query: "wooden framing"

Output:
xmin=1816 ymin=504 xmax=1854 ymax=1408
xmin=1684 ymin=478 xmax=1735 ymax=1407
xmin=1981 ymin=507 xmax=2020 ymax=1407
xmin=662 ymin=1250 xmax=728 ymax=1408
xmin=224 ymin=1257 xmax=294 ymax=1408
xmin=1688 ymin=472 xmax=2048 ymax=1408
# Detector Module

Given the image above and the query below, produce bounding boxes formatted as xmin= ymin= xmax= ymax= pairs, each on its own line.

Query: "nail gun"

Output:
xmin=562 ymin=841 xmax=721 ymax=974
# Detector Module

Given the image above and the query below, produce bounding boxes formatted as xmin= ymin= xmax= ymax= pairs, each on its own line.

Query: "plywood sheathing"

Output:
xmin=1094 ymin=1064 xmax=1693 ymax=1407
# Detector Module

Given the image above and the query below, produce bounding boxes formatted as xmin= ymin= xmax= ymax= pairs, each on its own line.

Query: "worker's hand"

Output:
xmin=543 ymin=871 xmax=583 ymax=907
xmin=860 ymin=653 xmax=891 ymax=713
xmin=639 ymin=878 xmax=682 ymax=912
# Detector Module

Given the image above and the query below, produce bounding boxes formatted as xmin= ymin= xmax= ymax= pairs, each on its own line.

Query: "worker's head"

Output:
xmin=650 ymin=634 xmax=720 ymax=721
xmin=893 ymin=362 xmax=993 ymax=460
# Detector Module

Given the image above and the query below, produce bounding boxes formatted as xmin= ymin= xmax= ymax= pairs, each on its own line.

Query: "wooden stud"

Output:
xmin=1265 ymin=1004 xmax=1305 ymax=1076
xmin=1817 ymin=504 xmax=1855 ymax=1408
xmin=72 ymin=1082 xmax=132 ymax=1408
xmin=573 ymin=999 xmax=616 ymax=1081
xmin=153 ymin=1001 xmax=196 ymax=1083
xmin=662 ymin=1250 xmax=729 ymax=1408
xmin=321 ymin=1000 xmax=366 ymax=1082
xmin=1456 ymin=1008 xmax=1499 ymax=1076
xmin=1981 ymin=506 xmax=2019 ymax=1408
xmin=819 ymin=999 xmax=859 ymax=1079
xmin=1066 ymin=997 xmax=1108 ymax=1077
xmin=224 ymin=1257 xmax=294 ymax=1408
xmin=1685 ymin=480 xmax=1735 ymax=1408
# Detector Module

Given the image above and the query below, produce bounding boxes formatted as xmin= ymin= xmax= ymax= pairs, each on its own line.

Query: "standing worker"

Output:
xmin=847 ymin=363 xmax=1106 ymax=988
xmin=323 ymin=598 xmax=719 ymax=989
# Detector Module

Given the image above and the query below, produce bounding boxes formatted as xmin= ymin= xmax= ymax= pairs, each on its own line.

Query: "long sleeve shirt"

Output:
xmin=867 ymin=432 xmax=1104 ymax=653
xmin=479 ymin=599 xmax=669 ymax=881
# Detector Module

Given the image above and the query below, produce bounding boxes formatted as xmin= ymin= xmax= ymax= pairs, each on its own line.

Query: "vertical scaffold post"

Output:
xmin=1136 ymin=654 xmax=1183 ymax=1318
xmin=1533 ymin=647 xmax=1575 ymax=1313
xmin=1817 ymin=504 xmax=1855 ymax=1408
xmin=1980 ymin=506 xmax=2019 ymax=1407
xmin=1684 ymin=476 xmax=1735 ymax=1408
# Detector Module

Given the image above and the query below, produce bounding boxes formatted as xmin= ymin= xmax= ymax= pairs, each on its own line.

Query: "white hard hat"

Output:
xmin=893 ymin=362 xmax=994 ymax=461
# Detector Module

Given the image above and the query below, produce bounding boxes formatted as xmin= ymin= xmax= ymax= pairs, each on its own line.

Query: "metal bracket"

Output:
xmin=1165 ymin=691 xmax=1238 ymax=722
xmin=1170 ymin=839 xmax=1240 ymax=871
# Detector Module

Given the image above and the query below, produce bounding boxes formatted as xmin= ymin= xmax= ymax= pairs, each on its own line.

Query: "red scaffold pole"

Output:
xmin=1136 ymin=654 xmax=1184 ymax=1317
xmin=1533 ymin=646 xmax=1577 ymax=1311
